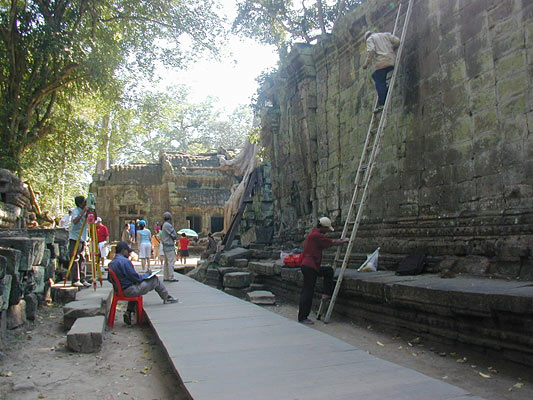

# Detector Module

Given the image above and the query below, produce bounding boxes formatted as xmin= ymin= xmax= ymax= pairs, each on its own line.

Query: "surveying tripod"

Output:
xmin=316 ymin=0 xmax=414 ymax=323
xmin=63 ymin=193 xmax=103 ymax=290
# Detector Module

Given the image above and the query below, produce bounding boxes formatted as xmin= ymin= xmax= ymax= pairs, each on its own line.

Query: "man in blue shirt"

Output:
xmin=68 ymin=196 xmax=90 ymax=287
xmin=109 ymin=241 xmax=178 ymax=325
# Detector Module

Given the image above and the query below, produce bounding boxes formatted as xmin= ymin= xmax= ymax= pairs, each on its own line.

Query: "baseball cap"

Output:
xmin=116 ymin=241 xmax=133 ymax=253
xmin=96 ymin=217 xmax=102 ymax=223
xmin=139 ymin=219 xmax=146 ymax=226
xmin=319 ymin=217 xmax=334 ymax=231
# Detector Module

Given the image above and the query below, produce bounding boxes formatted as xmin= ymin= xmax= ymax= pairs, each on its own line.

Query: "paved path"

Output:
xmin=142 ymin=275 xmax=486 ymax=400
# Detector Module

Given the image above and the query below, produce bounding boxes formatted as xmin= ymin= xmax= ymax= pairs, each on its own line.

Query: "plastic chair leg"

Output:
xmin=136 ymin=298 xmax=143 ymax=325
xmin=108 ymin=297 xmax=118 ymax=328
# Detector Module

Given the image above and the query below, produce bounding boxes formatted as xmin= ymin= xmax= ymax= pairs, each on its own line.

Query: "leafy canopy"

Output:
xmin=0 ymin=0 xmax=225 ymax=170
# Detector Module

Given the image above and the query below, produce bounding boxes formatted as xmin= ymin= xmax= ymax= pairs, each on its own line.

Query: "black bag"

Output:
xmin=395 ymin=254 xmax=426 ymax=276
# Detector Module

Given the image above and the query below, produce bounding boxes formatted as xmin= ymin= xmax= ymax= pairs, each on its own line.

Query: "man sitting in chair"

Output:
xmin=108 ymin=241 xmax=178 ymax=325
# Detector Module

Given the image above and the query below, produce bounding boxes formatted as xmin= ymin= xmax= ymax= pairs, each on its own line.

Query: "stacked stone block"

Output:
xmin=0 ymin=228 xmax=68 ymax=329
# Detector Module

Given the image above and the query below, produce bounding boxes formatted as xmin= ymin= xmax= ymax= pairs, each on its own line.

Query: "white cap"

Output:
xmin=365 ymin=30 xmax=373 ymax=39
xmin=96 ymin=217 xmax=102 ymax=223
xmin=319 ymin=217 xmax=334 ymax=231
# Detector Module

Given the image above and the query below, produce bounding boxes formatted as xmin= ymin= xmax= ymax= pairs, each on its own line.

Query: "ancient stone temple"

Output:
xmin=90 ymin=152 xmax=236 ymax=240
xmin=257 ymin=0 xmax=533 ymax=278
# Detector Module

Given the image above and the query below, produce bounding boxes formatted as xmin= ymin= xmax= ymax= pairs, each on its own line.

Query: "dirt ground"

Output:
xmin=1 ymin=283 xmax=532 ymax=400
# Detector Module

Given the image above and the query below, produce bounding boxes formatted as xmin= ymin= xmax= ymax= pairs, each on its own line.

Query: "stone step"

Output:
xmin=51 ymin=283 xmax=78 ymax=304
xmin=223 ymin=272 xmax=252 ymax=288
xmin=247 ymin=290 xmax=276 ymax=305
xmin=248 ymin=261 xmax=282 ymax=276
xmin=63 ymin=297 xmax=106 ymax=330
xmin=218 ymin=247 xmax=252 ymax=266
xmin=67 ymin=315 xmax=106 ymax=353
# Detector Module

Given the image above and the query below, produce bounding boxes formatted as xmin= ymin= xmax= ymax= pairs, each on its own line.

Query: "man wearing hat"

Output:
xmin=362 ymin=30 xmax=400 ymax=113
xmin=96 ymin=217 xmax=109 ymax=274
xmin=108 ymin=241 xmax=178 ymax=325
xmin=298 ymin=217 xmax=349 ymax=325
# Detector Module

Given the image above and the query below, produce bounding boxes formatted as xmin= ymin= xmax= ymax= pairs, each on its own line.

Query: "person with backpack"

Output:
xmin=298 ymin=217 xmax=348 ymax=325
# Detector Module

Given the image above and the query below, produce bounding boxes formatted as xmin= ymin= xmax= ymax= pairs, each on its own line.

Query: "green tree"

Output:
xmin=0 ymin=0 xmax=225 ymax=171
xmin=233 ymin=0 xmax=363 ymax=48
xmin=122 ymin=86 xmax=253 ymax=163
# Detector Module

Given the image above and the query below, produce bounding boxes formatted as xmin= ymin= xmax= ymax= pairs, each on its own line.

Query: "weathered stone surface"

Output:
xmin=223 ymin=272 xmax=252 ymax=288
xmin=206 ymin=268 xmax=222 ymax=288
xmin=233 ymin=258 xmax=249 ymax=268
xmin=9 ymin=273 xmax=23 ymax=306
xmin=248 ymin=261 xmax=280 ymax=276
xmin=186 ymin=260 xmax=209 ymax=282
xmin=257 ymin=0 xmax=533 ymax=279
xmin=90 ymin=152 xmax=233 ymax=240
xmin=7 ymin=299 xmax=26 ymax=329
xmin=51 ymin=283 xmax=78 ymax=304
xmin=32 ymin=266 xmax=46 ymax=295
xmin=63 ymin=298 xmax=105 ymax=330
xmin=0 ymin=255 xmax=6 ymax=280
xmin=0 ymin=247 xmax=21 ymax=275
xmin=66 ymin=315 xmax=105 ymax=353
xmin=247 ymin=290 xmax=276 ymax=305
xmin=223 ymin=287 xmax=247 ymax=299
xmin=217 ymin=267 xmax=246 ymax=276
xmin=24 ymin=293 xmax=38 ymax=321
xmin=0 ymin=237 xmax=35 ymax=271
xmin=218 ymin=247 xmax=252 ymax=267
xmin=0 ymin=275 xmax=12 ymax=312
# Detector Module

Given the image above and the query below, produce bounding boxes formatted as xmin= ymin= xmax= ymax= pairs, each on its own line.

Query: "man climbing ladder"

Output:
xmin=362 ymin=30 xmax=401 ymax=113
xmin=317 ymin=0 xmax=414 ymax=323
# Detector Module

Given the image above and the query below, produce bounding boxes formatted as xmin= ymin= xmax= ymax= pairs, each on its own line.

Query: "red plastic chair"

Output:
xmin=107 ymin=268 xmax=143 ymax=328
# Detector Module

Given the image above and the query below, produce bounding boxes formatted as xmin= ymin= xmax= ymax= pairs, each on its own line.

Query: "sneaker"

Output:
xmin=123 ymin=312 xmax=132 ymax=326
xmin=373 ymin=105 xmax=384 ymax=113
xmin=164 ymin=296 xmax=178 ymax=304
xmin=73 ymin=281 xmax=84 ymax=287
xmin=82 ymin=281 xmax=91 ymax=287
xmin=299 ymin=318 xmax=314 ymax=325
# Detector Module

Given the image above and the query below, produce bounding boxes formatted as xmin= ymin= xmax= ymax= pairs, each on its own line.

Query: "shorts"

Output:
xmin=179 ymin=249 xmax=189 ymax=257
xmin=98 ymin=241 xmax=109 ymax=258
xmin=139 ymin=242 xmax=152 ymax=258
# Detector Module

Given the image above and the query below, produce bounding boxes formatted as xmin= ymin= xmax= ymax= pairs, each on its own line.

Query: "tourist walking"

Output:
xmin=298 ymin=217 xmax=348 ymax=325
xmin=68 ymin=196 xmax=91 ymax=287
xmin=96 ymin=217 xmax=110 ymax=274
xmin=151 ymin=230 xmax=161 ymax=264
xmin=178 ymin=233 xmax=190 ymax=264
xmin=108 ymin=241 xmax=178 ymax=325
xmin=129 ymin=221 xmax=136 ymax=243
xmin=136 ymin=220 xmax=152 ymax=271
xmin=121 ymin=223 xmax=131 ymax=244
xmin=161 ymin=212 xmax=178 ymax=281
xmin=362 ymin=30 xmax=400 ymax=113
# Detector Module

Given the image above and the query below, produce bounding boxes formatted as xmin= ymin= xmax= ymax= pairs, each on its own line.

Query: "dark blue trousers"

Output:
xmin=372 ymin=65 xmax=394 ymax=106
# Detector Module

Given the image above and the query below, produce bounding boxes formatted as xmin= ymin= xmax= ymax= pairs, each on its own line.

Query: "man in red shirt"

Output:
xmin=96 ymin=217 xmax=110 ymax=274
xmin=298 ymin=217 xmax=348 ymax=325
xmin=178 ymin=233 xmax=190 ymax=264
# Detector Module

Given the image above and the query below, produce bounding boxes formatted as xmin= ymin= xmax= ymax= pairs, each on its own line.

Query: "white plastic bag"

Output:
xmin=358 ymin=247 xmax=380 ymax=272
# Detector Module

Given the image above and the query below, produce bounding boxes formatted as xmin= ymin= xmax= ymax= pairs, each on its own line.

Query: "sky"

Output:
xmin=157 ymin=1 xmax=280 ymax=114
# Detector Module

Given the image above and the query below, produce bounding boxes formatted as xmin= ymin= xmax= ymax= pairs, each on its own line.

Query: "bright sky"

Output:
xmin=158 ymin=1 xmax=280 ymax=114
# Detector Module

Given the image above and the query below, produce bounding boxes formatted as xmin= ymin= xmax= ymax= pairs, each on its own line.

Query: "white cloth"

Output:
xmin=366 ymin=32 xmax=400 ymax=70
xmin=139 ymin=242 xmax=152 ymax=259
xmin=59 ymin=213 xmax=71 ymax=228
xmin=98 ymin=241 xmax=109 ymax=258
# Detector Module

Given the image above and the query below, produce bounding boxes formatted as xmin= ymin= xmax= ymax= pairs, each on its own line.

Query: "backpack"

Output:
xmin=395 ymin=254 xmax=426 ymax=276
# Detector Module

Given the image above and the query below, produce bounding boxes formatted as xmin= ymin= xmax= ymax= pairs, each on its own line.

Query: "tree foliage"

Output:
xmin=232 ymin=0 xmax=363 ymax=48
xmin=121 ymin=86 xmax=253 ymax=164
xmin=0 ymin=0 xmax=225 ymax=171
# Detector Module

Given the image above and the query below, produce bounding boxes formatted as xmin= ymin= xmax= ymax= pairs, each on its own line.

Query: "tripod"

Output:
xmin=63 ymin=194 xmax=103 ymax=289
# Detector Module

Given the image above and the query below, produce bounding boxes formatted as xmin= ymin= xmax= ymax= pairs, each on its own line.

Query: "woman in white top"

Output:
xmin=136 ymin=220 xmax=152 ymax=270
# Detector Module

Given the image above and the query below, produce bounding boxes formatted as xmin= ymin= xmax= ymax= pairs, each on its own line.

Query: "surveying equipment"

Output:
xmin=317 ymin=0 xmax=413 ymax=322
xmin=63 ymin=193 xmax=103 ymax=290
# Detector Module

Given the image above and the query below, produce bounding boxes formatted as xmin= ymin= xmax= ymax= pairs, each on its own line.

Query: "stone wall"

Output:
xmin=259 ymin=0 xmax=533 ymax=278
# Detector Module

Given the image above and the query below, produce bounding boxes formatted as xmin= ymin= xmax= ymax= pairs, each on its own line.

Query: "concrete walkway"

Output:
xmin=142 ymin=275 xmax=486 ymax=400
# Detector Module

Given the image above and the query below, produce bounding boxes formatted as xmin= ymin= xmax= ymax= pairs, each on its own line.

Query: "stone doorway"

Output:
xmin=210 ymin=216 xmax=223 ymax=233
